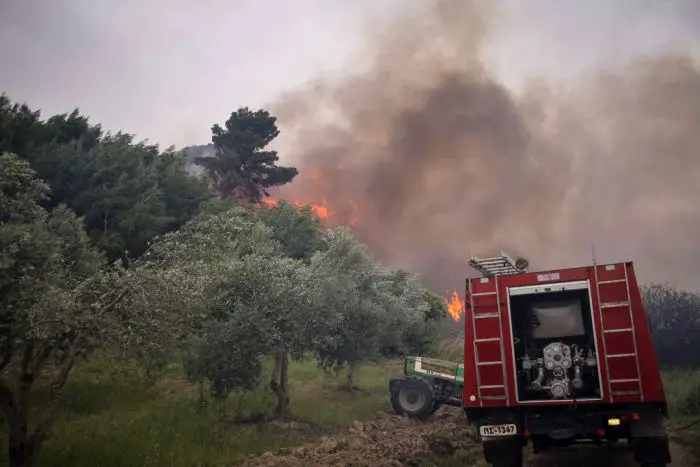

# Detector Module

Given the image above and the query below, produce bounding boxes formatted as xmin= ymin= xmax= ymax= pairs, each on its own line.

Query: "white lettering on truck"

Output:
xmin=536 ymin=272 xmax=560 ymax=282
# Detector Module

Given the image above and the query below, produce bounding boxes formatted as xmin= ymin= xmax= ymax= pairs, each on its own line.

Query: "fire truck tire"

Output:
xmin=483 ymin=442 xmax=523 ymax=467
xmin=390 ymin=378 xmax=435 ymax=420
xmin=632 ymin=435 xmax=671 ymax=465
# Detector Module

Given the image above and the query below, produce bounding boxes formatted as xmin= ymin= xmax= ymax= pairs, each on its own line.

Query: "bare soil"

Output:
xmin=241 ymin=407 xmax=478 ymax=466
xmin=241 ymin=407 xmax=696 ymax=467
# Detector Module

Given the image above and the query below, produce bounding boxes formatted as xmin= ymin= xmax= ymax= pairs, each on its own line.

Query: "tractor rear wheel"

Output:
xmin=390 ymin=378 xmax=435 ymax=420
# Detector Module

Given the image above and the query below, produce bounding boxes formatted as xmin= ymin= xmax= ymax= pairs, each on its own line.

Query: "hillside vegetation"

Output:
xmin=1 ymin=94 xmax=698 ymax=466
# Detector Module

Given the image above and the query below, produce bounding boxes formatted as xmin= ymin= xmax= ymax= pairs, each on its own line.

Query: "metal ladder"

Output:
xmin=594 ymin=263 xmax=644 ymax=401
xmin=468 ymin=251 xmax=528 ymax=277
xmin=468 ymin=251 xmax=527 ymax=404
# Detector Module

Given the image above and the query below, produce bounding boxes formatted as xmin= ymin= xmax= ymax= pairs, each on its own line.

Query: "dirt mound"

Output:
xmin=242 ymin=406 xmax=479 ymax=467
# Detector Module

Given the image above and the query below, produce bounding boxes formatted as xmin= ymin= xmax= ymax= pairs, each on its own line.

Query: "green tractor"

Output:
xmin=389 ymin=356 xmax=464 ymax=419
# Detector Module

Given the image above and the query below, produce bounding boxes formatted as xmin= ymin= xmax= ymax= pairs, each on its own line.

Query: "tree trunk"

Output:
xmin=5 ymin=350 xmax=36 ymax=467
xmin=5 ymin=389 xmax=41 ymax=467
xmin=8 ymin=405 xmax=33 ymax=467
xmin=270 ymin=346 xmax=290 ymax=421
xmin=3 ymin=341 xmax=81 ymax=467
xmin=345 ymin=363 xmax=356 ymax=391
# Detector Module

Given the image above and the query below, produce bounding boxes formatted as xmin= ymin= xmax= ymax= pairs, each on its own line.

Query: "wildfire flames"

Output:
xmin=445 ymin=291 xmax=464 ymax=322
xmin=261 ymin=177 xmax=462 ymax=322
xmin=262 ymin=197 xmax=330 ymax=219
xmin=262 ymin=168 xmax=360 ymax=226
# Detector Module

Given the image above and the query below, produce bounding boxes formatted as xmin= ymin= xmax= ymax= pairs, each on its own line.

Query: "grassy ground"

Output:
xmin=1 ymin=351 xmax=698 ymax=466
xmin=664 ymin=368 xmax=700 ymax=460
xmin=0 ymin=356 xmax=401 ymax=467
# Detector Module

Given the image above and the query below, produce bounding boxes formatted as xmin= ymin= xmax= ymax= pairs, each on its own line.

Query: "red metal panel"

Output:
xmin=598 ymin=282 xmax=629 ymax=303
xmin=604 ymin=330 xmax=636 ymax=356
xmin=476 ymin=340 xmax=502 ymax=362
xmin=480 ymin=385 xmax=507 ymax=398
xmin=608 ymin=355 xmax=640 ymax=380
xmin=610 ymin=380 xmax=641 ymax=393
xmin=478 ymin=364 xmax=505 ymax=387
xmin=497 ymin=266 xmax=592 ymax=288
xmin=472 ymin=294 xmax=499 ymax=313
xmin=602 ymin=307 xmax=633 ymax=330
xmin=471 ymin=276 xmax=497 ymax=294
xmin=596 ymin=264 xmax=626 ymax=282
xmin=626 ymin=264 xmax=666 ymax=402
xmin=474 ymin=317 xmax=501 ymax=340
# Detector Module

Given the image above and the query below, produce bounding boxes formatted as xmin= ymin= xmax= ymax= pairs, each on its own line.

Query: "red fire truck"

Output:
xmin=463 ymin=252 xmax=671 ymax=467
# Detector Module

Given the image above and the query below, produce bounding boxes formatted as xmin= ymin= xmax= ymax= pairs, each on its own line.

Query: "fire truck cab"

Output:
xmin=463 ymin=252 xmax=671 ymax=467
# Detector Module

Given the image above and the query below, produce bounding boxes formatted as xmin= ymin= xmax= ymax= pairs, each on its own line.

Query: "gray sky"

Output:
xmin=2 ymin=0 xmax=699 ymax=149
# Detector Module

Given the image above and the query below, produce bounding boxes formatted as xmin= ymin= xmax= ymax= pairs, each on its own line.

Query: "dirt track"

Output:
xmin=242 ymin=407 xmax=696 ymax=467
xmin=526 ymin=441 xmax=694 ymax=467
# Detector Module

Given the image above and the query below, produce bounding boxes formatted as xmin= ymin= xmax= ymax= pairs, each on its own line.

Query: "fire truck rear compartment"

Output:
xmin=509 ymin=287 xmax=602 ymax=403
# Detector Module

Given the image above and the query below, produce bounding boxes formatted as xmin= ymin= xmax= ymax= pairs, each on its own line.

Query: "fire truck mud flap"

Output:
xmin=629 ymin=410 xmax=672 ymax=465
xmin=482 ymin=437 xmax=524 ymax=467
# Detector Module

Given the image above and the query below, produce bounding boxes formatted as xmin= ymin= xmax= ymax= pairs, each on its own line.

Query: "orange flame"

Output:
xmin=261 ymin=197 xmax=330 ymax=219
xmin=262 ymin=168 xmax=365 ymax=226
xmin=445 ymin=291 xmax=464 ymax=321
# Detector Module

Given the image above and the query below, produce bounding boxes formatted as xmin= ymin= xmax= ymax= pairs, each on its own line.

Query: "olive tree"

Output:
xmin=0 ymin=153 xmax=185 ymax=467
xmin=311 ymin=228 xmax=429 ymax=389
xmin=182 ymin=253 xmax=327 ymax=420
xmin=155 ymin=205 xmax=328 ymax=420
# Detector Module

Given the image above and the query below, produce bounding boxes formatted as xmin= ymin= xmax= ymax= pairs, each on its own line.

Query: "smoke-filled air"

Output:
xmin=265 ymin=0 xmax=700 ymax=296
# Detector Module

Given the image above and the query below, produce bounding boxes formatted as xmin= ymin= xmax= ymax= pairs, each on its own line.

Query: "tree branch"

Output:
xmin=30 ymin=344 xmax=53 ymax=379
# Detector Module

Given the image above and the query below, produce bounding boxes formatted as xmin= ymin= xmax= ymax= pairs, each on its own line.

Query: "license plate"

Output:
xmin=479 ymin=423 xmax=517 ymax=437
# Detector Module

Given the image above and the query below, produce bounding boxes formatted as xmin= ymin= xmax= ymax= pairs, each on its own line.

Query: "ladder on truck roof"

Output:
xmin=467 ymin=251 xmax=527 ymax=406
xmin=468 ymin=251 xmax=528 ymax=277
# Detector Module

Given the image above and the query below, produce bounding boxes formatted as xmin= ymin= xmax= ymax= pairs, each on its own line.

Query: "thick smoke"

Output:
xmin=268 ymin=0 xmax=700 ymax=294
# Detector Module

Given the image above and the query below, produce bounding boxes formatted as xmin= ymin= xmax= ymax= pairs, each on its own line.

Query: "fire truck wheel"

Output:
xmin=483 ymin=439 xmax=524 ymax=467
xmin=391 ymin=378 xmax=435 ymax=420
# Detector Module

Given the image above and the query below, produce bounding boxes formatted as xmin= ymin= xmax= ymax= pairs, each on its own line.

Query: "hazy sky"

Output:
xmin=2 ymin=0 xmax=699 ymax=149
xmin=2 ymin=0 xmax=700 ymax=291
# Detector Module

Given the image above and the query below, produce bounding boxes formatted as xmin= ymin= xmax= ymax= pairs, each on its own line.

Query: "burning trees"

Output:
xmin=194 ymin=107 xmax=298 ymax=203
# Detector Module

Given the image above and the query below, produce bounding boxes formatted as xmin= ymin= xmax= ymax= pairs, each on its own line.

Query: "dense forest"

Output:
xmin=1 ymin=92 xmax=698 ymax=466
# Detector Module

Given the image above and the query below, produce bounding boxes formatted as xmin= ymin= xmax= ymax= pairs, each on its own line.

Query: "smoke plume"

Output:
xmin=268 ymin=0 xmax=700 ymax=294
